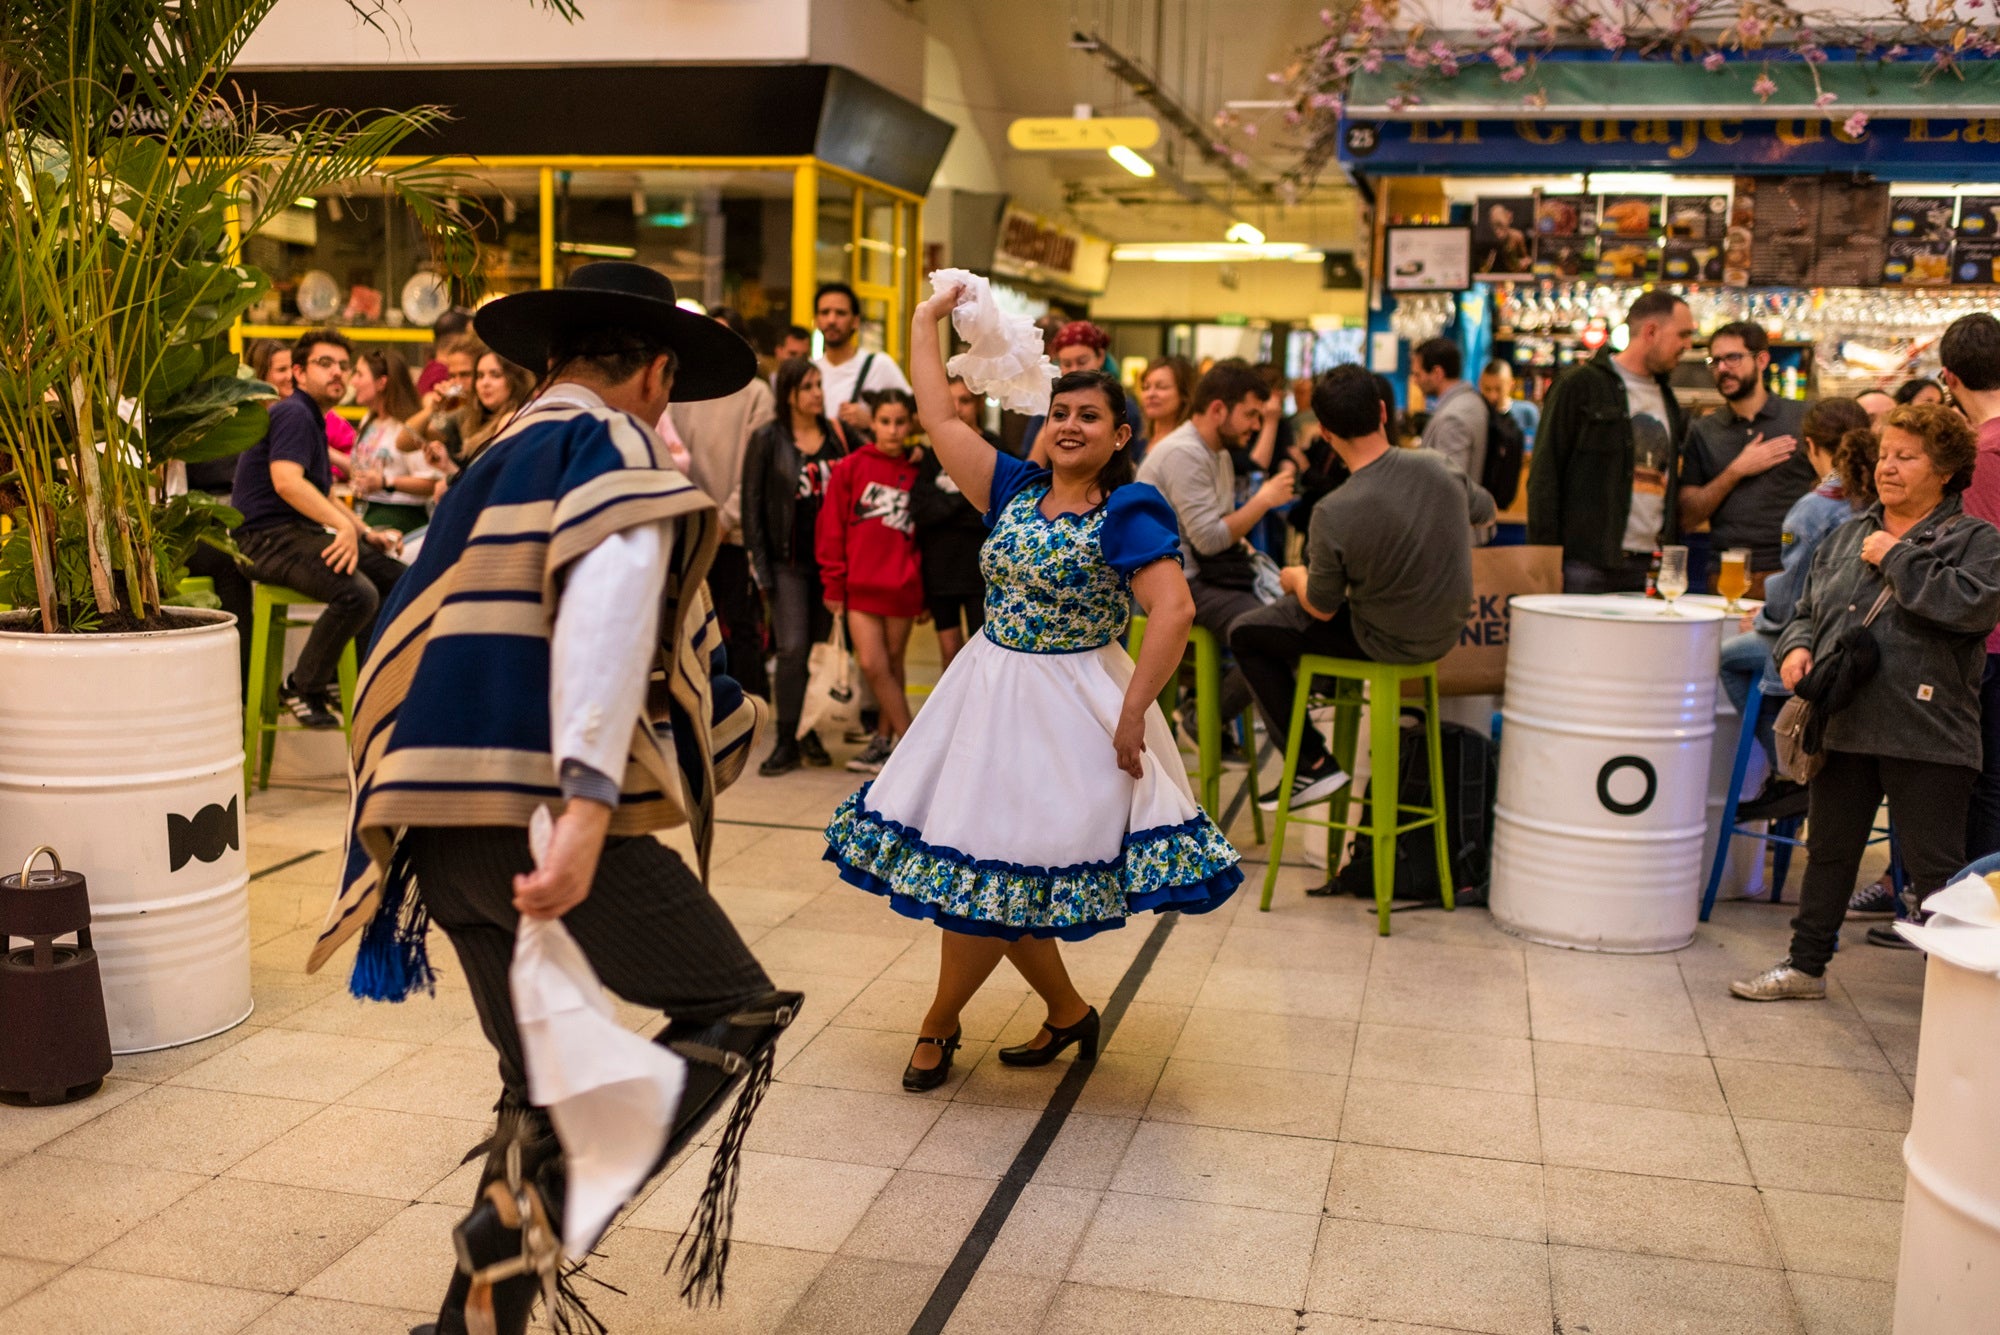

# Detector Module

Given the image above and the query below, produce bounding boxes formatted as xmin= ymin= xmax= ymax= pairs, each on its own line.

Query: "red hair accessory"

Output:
xmin=1050 ymin=321 xmax=1110 ymax=353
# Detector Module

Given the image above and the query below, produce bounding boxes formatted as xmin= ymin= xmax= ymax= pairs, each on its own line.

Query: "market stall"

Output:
xmin=221 ymin=64 xmax=951 ymax=363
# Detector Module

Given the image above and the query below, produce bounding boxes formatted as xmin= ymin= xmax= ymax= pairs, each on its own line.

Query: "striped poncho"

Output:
xmin=307 ymin=386 xmax=765 ymax=993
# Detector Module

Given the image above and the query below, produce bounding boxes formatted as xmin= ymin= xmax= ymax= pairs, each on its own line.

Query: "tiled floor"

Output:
xmin=0 ymin=681 xmax=1920 ymax=1334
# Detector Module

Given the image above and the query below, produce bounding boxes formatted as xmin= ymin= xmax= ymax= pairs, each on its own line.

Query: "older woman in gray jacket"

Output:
xmin=1734 ymin=404 xmax=2000 ymax=1001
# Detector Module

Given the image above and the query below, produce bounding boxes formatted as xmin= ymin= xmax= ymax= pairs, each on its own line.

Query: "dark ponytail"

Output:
xmin=1049 ymin=369 xmax=1135 ymax=497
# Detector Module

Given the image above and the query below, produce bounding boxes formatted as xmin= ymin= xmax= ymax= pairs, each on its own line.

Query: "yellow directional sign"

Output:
xmin=1007 ymin=117 xmax=1161 ymax=151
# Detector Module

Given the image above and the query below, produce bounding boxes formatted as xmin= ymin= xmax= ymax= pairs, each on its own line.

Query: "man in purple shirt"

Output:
xmin=1942 ymin=312 xmax=2000 ymax=858
xmin=232 ymin=329 xmax=406 ymax=727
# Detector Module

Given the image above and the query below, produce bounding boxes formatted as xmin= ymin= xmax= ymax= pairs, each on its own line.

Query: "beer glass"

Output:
xmin=1717 ymin=547 xmax=1750 ymax=614
xmin=1656 ymin=545 xmax=1689 ymax=613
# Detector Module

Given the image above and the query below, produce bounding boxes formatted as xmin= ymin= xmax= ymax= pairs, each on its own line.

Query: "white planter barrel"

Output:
xmin=1490 ymin=595 xmax=1725 ymax=952
xmin=1896 ymin=954 xmax=2000 ymax=1332
xmin=0 ymin=610 xmax=253 ymax=1052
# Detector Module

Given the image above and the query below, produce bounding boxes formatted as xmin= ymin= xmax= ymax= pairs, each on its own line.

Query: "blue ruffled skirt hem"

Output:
xmin=823 ymin=788 xmax=1242 ymax=942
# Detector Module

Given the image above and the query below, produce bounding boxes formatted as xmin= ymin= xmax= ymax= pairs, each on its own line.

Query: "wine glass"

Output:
xmin=1656 ymin=545 xmax=1690 ymax=615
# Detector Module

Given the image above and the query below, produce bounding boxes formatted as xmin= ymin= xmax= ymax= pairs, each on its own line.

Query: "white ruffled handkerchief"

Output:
xmin=1893 ymin=872 xmax=2000 ymax=976
xmin=929 ymin=268 xmax=1057 ymax=415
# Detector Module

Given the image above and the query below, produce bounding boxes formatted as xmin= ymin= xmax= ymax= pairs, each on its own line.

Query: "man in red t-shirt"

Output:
xmin=1941 ymin=312 xmax=2000 ymax=857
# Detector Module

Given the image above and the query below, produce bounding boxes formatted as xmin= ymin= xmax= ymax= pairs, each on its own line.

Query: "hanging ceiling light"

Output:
xmin=1107 ymin=145 xmax=1156 ymax=178
xmin=1225 ymin=221 xmax=1266 ymax=246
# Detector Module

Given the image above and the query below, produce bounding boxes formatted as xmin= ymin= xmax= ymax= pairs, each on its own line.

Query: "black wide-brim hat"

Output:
xmin=474 ymin=262 xmax=757 ymax=402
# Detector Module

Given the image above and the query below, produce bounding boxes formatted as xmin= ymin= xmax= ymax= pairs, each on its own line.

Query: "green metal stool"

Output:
xmin=1260 ymin=655 xmax=1452 ymax=934
xmin=1128 ymin=617 xmax=1264 ymax=844
xmin=244 ymin=584 xmax=359 ymax=792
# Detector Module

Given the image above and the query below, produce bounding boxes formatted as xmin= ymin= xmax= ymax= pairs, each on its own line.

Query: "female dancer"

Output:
xmin=824 ymin=281 xmax=1241 ymax=1091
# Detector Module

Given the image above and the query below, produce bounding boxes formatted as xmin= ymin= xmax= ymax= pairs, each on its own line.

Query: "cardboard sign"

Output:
xmin=1437 ymin=546 xmax=1564 ymax=696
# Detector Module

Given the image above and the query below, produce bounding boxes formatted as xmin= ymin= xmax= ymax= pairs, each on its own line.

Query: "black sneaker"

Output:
xmin=280 ymin=676 xmax=339 ymax=729
xmin=1737 ymin=777 xmax=1809 ymax=822
xmin=1259 ymin=758 xmax=1351 ymax=812
xmin=1847 ymin=877 xmax=1898 ymax=919
xmin=1866 ymin=923 xmax=1918 ymax=950
xmin=846 ymin=734 xmax=896 ymax=774
xmin=798 ymin=731 xmax=833 ymax=767
xmin=759 ymin=739 xmax=802 ymax=777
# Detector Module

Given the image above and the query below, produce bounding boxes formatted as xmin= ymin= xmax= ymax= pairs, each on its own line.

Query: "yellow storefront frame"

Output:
xmin=236 ymin=154 xmax=925 ymax=371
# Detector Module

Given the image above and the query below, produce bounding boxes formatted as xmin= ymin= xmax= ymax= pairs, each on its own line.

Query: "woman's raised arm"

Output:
xmin=910 ymin=282 xmax=999 ymax=513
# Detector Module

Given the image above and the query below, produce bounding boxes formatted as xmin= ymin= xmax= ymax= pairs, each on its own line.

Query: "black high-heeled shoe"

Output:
xmin=997 ymin=1006 xmax=1100 ymax=1067
xmin=903 ymin=1029 xmax=961 ymax=1092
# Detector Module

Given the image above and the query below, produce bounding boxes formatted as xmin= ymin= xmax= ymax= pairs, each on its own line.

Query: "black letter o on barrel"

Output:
xmin=1596 ymin=756 xmax=1657 ymax=816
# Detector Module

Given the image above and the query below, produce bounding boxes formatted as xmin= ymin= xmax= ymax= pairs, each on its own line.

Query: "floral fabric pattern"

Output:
xmin=979 ymin=484 xmax=1131 ymax=653
xmin=825 ymin=786 xmax=1242 ymax=940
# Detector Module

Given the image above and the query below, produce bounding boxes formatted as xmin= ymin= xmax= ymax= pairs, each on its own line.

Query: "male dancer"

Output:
xmin=307 ymin=263 xmax=800 ymax=1335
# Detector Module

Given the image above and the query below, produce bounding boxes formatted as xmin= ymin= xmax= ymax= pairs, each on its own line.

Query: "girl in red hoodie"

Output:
xmin=818 ymin=389 xmax=924 ymax=773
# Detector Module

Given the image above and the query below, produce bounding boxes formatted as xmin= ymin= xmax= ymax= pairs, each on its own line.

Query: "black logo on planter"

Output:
xmin=1343 ymin=123 xmax=1381 ymax=157
xmin=1596 ymin=757 xmax=1657 ymax=816
xmin=168 ymin=797 xmax=240 ymax=872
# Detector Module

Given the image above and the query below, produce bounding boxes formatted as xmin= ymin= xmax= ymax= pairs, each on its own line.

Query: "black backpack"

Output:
xmin=1481 ymin=402 xmax=1527 ymax=509
xmin=1334 ymin=711 xmax=1498 ymax=907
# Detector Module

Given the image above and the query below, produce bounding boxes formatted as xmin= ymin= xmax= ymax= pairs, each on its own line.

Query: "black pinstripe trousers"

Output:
xmin=404 ymin=827 xmax=773 ymax=1099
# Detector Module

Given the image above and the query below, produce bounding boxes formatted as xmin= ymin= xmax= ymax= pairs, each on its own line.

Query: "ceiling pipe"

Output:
xmin=1068 ymin=29 xmax=1275 ymax=201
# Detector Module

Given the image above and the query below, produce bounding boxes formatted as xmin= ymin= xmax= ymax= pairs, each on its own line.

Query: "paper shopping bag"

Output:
xmin=1435 ymin=545 xmax=1563 ymax=696
xmin=796 ymin=620 xmax=861 ymax=741
xmin=511 ymin=808 xmax=688 ymax=1260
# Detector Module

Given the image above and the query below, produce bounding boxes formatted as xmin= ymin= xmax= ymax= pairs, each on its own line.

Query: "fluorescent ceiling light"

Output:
xmin=556 ymin=241 xmax=639 ymax=259
xmin=1225 ymin=221 xmax=1266 ymax=246
xmin=1113 ymin=242 xmax=1320 ymax=262
xmin=1107 ymin=145 xmax=1155 ymax=177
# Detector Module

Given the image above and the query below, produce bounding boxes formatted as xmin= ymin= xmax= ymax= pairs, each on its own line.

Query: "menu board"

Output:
xmin=1472 ymin=197 xmax=1535 ymax=277
xmin=1664 ymin=196 xmax=1728 ymax=241
xmin=1954 ymin=240 xmax=2000 ymax=285
xmin=1535 ymin=195 xmax=1595 ymax=238
xmin=1386 ymin=226 xmax=1472 ymax=292
xmin=1599 ymin=196 xmax=1660 ymax=238
xmin=1890 ymin=196 xmax=1956 ymax=243
xmin=1884 ymin=239 xmax=1953 ymax=286
xmin=1957 ymin=197 xmax=2000 ymax=239
xmin=1745 ymin=177 xmax=1821 ymax=288
xmin=1661 ymin=238 xmax=1723 ymax=282
xmin=1533 ymin=236 xmax=1596 ymax=279
xmin=1811 ymin=181 xmax=1890 ymax=288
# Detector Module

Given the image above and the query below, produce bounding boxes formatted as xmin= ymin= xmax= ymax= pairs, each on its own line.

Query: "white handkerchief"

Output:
xmin=928 ymin=268 xmax=1058 ymax=415
xmin=1920 ymin=874 xmax=2000 ymax=930
xmin=511 ymin=807 xmax=688 ymax=1259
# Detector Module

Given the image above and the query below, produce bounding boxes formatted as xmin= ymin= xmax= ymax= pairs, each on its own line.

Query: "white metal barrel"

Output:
xmin=0 ymin=611 xmax=253 ymax=1052
xmin=1896 ymin=954 xmax=2000 ymax=1332
xmin=1490 ymin=595 xmax=1725 ymax=952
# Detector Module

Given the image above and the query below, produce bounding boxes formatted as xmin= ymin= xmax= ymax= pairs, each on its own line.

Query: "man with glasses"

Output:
xmin=232 ymin=329 xmax=406 ymax=728
xmin=1676 ymin=320 xmax=1810 ymax=590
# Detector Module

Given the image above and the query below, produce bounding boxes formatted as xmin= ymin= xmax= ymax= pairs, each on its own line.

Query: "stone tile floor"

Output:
xmin=0 ymin=704 xmax=1920 ymax=1334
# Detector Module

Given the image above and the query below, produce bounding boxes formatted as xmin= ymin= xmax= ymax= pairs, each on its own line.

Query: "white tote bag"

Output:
xmin=796 ymin=620 xmax=861 ymax=741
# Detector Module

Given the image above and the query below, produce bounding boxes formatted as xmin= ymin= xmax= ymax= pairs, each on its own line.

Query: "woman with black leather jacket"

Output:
xmin=1733 ymin=403 xmax=2000 ymax=1001
xmin=744 ymin=358 xmax=851 ymax=774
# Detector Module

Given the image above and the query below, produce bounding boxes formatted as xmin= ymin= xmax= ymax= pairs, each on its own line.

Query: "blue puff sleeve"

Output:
xmin=1099 ymin=483 xmax=1183 ymax=575
xmin=982 ymin=450 xmax=1049 ymax=529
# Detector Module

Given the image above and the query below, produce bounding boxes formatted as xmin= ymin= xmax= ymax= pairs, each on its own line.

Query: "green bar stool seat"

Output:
xmin=1260 ymin=654 xmax=1453 ymax=934
xmin=243 ymin=584 xmax=359 ymax=792
xmin=1128 ymin=616 xmax=1264 ymax=845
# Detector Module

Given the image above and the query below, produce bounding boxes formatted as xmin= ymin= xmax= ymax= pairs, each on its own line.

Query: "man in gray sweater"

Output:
xmin=1414 ymin=336 xmax=1489 ymax=485
xmin=1232 ymin=365 xmax=1495 ymax=810
xmin=1135 ymin=361 xmax=1295 ymax=723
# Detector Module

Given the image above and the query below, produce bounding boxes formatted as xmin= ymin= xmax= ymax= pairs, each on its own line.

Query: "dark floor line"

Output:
xmin=249 ymin=849 xmax=327 ymax=880
xmin=906 ymin=908 xmax=1182 ymax=1335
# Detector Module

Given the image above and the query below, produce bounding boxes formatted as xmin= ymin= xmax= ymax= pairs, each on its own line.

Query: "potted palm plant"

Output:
xmin=0 ymin=0 xmax=500 ymax=1051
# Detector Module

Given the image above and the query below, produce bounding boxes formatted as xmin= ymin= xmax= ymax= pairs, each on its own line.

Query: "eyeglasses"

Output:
xmin=307 ymin=356 xmax=352 ymax=372
xmin=1706 ymin=352 xmax=1753 ymax=367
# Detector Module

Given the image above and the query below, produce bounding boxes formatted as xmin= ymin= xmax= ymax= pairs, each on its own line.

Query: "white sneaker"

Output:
xmin=1729 ymin=958 xmax=1827 ymax=1002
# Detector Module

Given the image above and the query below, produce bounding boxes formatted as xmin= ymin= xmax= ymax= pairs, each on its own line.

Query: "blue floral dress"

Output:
xmin=823 ymin=450 xmax=1242 ymax=939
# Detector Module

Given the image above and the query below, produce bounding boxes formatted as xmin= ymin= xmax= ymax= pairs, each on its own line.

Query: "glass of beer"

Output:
xmin=1718 ymin=547 xmax=1751 ymax=614
xmin=1656 ymin=545 xmax=1690 ymax=613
